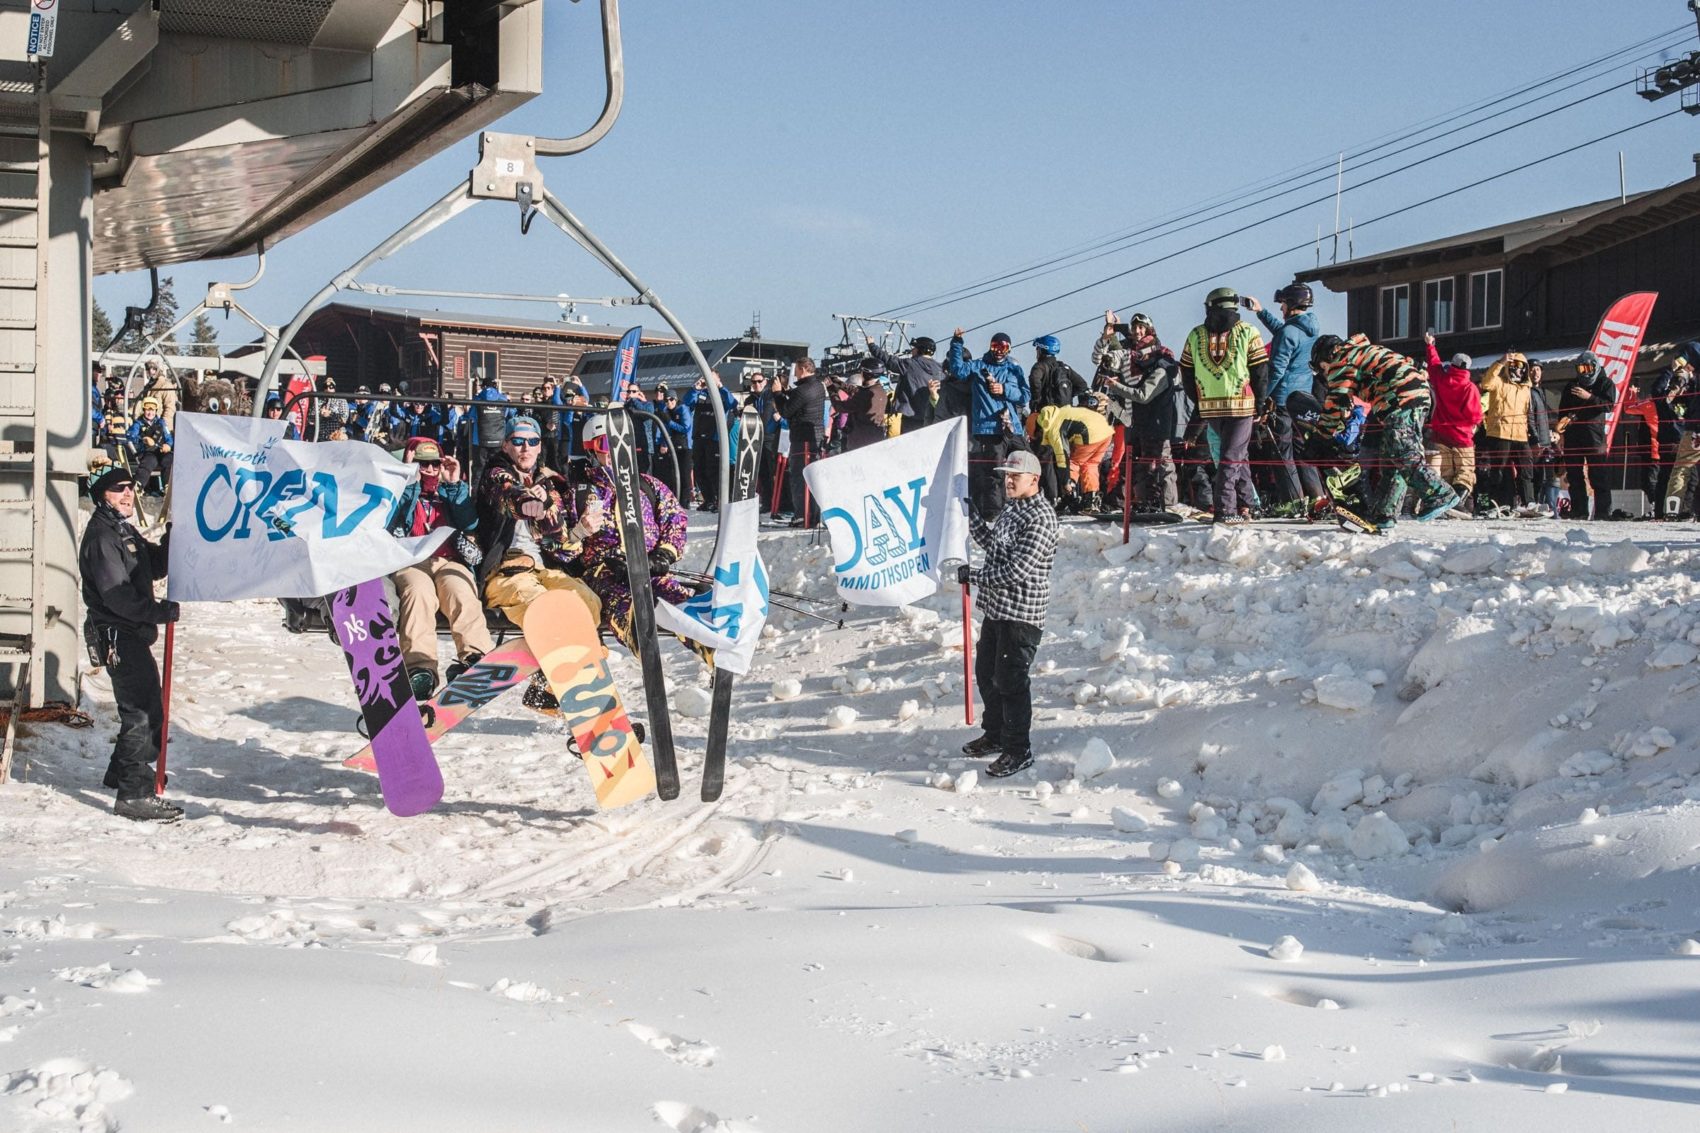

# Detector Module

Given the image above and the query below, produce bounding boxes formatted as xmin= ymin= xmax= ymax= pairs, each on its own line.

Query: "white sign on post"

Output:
xmin=27 ymin=0 xmax=58 ymax=58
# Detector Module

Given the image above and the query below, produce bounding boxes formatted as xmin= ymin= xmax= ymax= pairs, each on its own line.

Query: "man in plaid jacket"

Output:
xmin=956 ymin=450 xmax=1058 ymax=778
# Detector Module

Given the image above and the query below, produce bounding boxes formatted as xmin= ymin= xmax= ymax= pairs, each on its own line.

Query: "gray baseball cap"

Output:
xmin=993 ymin=450 xmax=1042 ymax=476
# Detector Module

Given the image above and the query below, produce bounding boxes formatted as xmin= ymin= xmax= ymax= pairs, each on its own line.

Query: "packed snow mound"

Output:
xmin=1399 ymin=614 xmax=1497 ymax=701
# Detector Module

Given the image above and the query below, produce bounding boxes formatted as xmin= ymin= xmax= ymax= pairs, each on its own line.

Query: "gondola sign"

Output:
xmin=28 ymin=0 xmax=58 ymax=59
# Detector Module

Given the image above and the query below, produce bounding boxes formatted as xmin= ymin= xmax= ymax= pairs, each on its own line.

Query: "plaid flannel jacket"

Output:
xmin=968 ymin=494 xmax=1058 ymax=628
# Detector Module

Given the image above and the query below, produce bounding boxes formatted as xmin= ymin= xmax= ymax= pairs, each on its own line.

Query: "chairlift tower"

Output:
xmin=0 ymin=0 xmax=549 ymax=714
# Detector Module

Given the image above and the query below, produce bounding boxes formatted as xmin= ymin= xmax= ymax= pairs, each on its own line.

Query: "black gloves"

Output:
xmin=647 ymin=547 xmax=677 ymax=576
xmin=603 ymin=554 xmax=629 ymax=577
xmin=163 ymin=601 xmax=181 ymax=624
xmin=956 ymin=564 xmax=971 ymax=586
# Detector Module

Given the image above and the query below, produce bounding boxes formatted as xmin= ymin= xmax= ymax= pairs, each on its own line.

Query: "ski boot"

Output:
xmin=409 ymin=668 xmax=439 ymax=702
xmin=444 ymin=651 xmax=484 ymax=685
xmin=522 ymin=672 xmax=559 ymax=714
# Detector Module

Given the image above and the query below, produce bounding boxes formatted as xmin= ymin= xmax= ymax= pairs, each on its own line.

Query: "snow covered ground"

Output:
xmin=4 ymin=512 xmax=1700 ymax=1131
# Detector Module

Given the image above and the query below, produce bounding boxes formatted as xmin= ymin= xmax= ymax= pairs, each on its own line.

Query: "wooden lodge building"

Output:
xmin=1297 ymin=171 xmax=1700 ymax=378
xmin=290 ymin=303 xmax=679 ymax=399
xmin=1297 ymin=170 xmax=1700 ymax=511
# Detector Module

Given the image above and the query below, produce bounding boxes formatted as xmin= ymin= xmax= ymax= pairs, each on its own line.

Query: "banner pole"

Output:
xmin=961 ymin=582 xmax=975 ymax=727
xmin=154 ymin=621 xmax=175 ymax=796
xmin=1121 ymin=441 xmax=1133 ymax=544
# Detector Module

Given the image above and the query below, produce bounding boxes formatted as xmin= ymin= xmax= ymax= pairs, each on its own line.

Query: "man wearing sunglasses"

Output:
xmin=388 ymin=438 xmax=494 ymax=701
xmin=474 ymin=417 xmax=603 ymax=698
xmin=79 ymin=466 xmax=182 ymax=822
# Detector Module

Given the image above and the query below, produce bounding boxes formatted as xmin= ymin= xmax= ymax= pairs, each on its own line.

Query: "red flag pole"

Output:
xmin=153 ymin=622 xmax=176 ymax=796
xmin=961 ymin=582 xmax=975 ymax=726
xmin=1120 ymin=440 xmax=1134 ymax=544
xmin=772 ymin=454 xmax=788 ymax=514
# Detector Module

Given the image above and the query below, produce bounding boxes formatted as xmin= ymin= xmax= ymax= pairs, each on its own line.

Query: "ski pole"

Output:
xmin=961 ymin=580 xmax=975 ymax=727
xmin=154 ymin=621 xmax=175 ymax=796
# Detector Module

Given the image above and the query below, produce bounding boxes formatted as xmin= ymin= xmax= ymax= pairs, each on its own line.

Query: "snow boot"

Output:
xmin=1413 ymin=487 xmax=1462 ymax=523
xmin=961 ymin=733 xmax=1001 ymax=758
xmin=409 ymin=668 xmax=439 ymax=702
xmin=115 ymin=795 xmax=184 ymax=823
xmin=985 ymin=750 xmax=1034 ymax=779
xmin=522 ymin=672 xmax=559 ymax=714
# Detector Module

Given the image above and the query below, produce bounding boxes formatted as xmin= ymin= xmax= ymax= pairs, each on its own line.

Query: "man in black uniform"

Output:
xmin=79 ymin=466 xmax=182 ymax=821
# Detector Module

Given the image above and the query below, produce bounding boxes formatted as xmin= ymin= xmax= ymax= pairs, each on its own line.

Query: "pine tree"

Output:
xmin=190 ymin=312 xmax=218 ymax=357
xmin=92 ymin=300 xmax=114 ymax=352
xmin=113 ymin=275 xmax=183 ymax=358
xmin=144 ymin=275 xmax=182 ymax=360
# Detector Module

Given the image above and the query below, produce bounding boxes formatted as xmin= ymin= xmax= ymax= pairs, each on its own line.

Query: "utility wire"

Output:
xmin=1019 ymin=108 xmax=1685 ymax=340
xmin=950 ymin=93 xmax=1682 ymax=338
xmin=876 ymin=24 xmax=1690 ymax=320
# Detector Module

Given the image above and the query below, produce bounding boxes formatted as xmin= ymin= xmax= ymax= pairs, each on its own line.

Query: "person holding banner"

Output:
xmin=945 ymin=329 xmax=1030 ymax=521
xmin=79 ymin=466 xmax=183 ymax=823
xmin=955 ymin=449 xmax=1057 ymax=780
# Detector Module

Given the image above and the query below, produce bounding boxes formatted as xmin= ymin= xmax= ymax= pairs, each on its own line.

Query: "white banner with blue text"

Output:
xmin=168 ymin=413 xmax=448 ymax=601
xmin=803 ymin=417 xmax=970 ymax=607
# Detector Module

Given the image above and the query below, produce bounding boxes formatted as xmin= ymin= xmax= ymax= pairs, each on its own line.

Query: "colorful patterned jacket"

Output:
xmin=569 ymin=461 xmax=688 ymax=586
xmin=1319 ymin=334 xmax=1429 ymax=433
xmin=472 ymin=451 xmax=578 ymax=587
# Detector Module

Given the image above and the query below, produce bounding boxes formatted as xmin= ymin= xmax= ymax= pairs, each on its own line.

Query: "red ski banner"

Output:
xmin=1595 ymin=291 xmax=1658 ymax=451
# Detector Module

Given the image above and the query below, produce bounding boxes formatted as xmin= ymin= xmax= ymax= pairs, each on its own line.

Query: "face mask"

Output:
xmin=1204 ymin=306 xmax=1238 ymax=334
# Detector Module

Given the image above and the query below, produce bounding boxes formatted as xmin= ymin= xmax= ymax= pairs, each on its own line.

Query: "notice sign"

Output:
xmin=28 ymin=0 xmax=58 ymax=58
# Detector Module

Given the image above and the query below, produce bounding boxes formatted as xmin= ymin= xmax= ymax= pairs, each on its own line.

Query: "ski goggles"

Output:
xmin=585 ymin=435 xmax=609 ymax=454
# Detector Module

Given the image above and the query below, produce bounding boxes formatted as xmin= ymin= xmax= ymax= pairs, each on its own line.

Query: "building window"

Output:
xmin=1468 ymin=270 xmax=1503 ymax=330
xmin=1379 ymin=284 xmax=1411 ymax=340
xmin=1423 ymin=278 xmax=1456 ymax=335
xmin=468 ymin=349 xmax=499 ymax=386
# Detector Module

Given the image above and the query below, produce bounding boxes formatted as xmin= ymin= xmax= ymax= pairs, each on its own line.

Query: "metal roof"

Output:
xmin=313 ymin=301 xmax=680 ymax=343
xmin=572 ymin=337 xmax=812 ymax=393
xmin=1301 ymin=177 xmax=1700 ymax=287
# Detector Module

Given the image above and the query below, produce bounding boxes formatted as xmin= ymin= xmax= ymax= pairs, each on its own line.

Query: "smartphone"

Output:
xmin=1239 ymin=296 xmax=1254 ymax=308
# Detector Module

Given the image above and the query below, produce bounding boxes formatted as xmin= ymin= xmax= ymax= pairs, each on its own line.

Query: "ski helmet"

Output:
xmin=1310 ymin=334 xmax=1345 ymax=374
xmin=581 ymin=414 xmax=608 ymax=446
xmin=861 ymin=355 xmax=885 ymax=376
xmin=1129 ymin=312 xmax=1155 ymax=333
xmin=1274 ymin=282 xmax=1314 ymax=309
xmin=912 ymin=336 xmax=936 ymax=356
xmin=1206 ymin=287 xmax=1239 ymax=309
xmin=1574 ymin=350 xmax=1603 ymax=383
xmin=1032 ymin=334 xmax=1061 ymax=357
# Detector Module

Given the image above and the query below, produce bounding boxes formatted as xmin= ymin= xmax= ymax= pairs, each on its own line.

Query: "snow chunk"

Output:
xmin=953 ymin=769 xmax=979 ymax=795
xmin=1674 ymin=937 xmax=1700 ymax=956
xmin=674 ymin=685 xmax=713 ymax=717
xmin=1648 ymin=642 xmax=1698 ymax=670
xmin=1400 ymin=614 xmax=1498 ymax=701
xmin=1267 ymin=935 xmax=1305 ymax=962
xmin=1285 ymin=863 xmax=1322 ymax=892
xmin=1260 ymin=1045 xmax=1287 ymax=1062
xmin=1111 ymin=807 xmax=1149 ymax=833
xmin=1442 ymin=544 xmax=1505 ymax=575
xmin=770 ymin=678 xmax=802 ymax=701
xmin=1074 ymin=737 xmax=1116 ymax=780
xmin=1558 ymin=750 xmax=1615 ymax=778
xmin=1313 ymin=673 xmax=1374 ymax=712
xmin=1156 ymin=778 xmax=1184 ymax=799
xmin=1346 ymin=812 xmax=1409 ymax=860
xmin=825 ymin=705 xmax=859 ymax=730
xmin=1591 ymin=538 xmax=1649 ymax=575
xmin=896 ymin=698 xmax=920 ymax=722
xmin=1312 ymin=770 xmax=1365 ymax=812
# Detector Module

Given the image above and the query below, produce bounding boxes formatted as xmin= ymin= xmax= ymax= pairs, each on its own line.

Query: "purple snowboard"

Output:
xmin=330 ymin=579 xmax=443 ymax=816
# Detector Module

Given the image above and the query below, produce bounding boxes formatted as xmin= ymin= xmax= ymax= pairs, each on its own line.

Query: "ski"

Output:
xmin=702 ymin=406 xmax=764 ymax=802
xmin=329 ymin=579 xmax=443 ymax=816
xmin=522 ymin=588 xmax=656 ymax=809
xmin=343 ymin=640 xmax=539 ymax=772
xmin=605 ymin=404 xmax=680 ymax=799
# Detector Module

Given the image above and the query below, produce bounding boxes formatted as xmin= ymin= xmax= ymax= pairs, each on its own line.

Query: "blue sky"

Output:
xmin=94 ymin=0 xmax=1700 ymax=372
